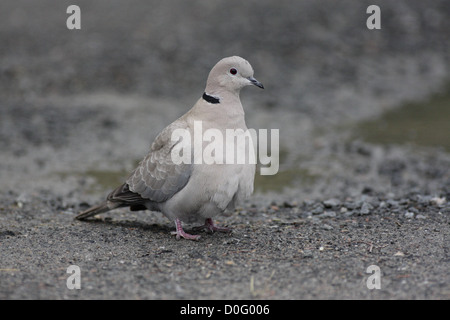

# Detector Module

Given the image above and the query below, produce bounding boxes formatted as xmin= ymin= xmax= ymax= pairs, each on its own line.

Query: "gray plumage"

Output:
xmin=76 ymin=56 xmax=264 ymax=240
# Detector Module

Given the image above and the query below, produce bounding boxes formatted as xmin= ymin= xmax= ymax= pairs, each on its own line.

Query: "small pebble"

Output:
xmin=430 ymin=196 xmax=446 ymax=206
xmin=359 ymin=202 xmax=372 ymax=215
xmin=323 ymin=198 xmax=340 ymax=208
xmin=312 ymin=205 xmax=324 ymax=215
xmin=404 ymin=211 xmax=414 ymax=218
xmin=320 ymin=211 xmax=336 ymax=218
xmin=321 ymin=224 xmax=333 ymax=230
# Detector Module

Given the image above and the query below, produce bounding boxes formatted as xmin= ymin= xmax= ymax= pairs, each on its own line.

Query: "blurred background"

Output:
xmin=0 ymin=0 xmax=449 ymax=204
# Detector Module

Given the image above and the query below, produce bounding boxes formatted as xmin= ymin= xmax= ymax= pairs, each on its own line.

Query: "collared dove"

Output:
xmin=76 ymin=56 xmax=264 ymax=240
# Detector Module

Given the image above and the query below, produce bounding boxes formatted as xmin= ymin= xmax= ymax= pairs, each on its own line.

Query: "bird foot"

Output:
xmin=171 ymin=219 xmax=201 ymax=241
xmin=193 ymin=218 xmax=232 ymax=234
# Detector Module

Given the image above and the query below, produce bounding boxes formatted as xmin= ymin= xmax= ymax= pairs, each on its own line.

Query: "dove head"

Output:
xmin=204 ymin=56 xmax=264 ymax=98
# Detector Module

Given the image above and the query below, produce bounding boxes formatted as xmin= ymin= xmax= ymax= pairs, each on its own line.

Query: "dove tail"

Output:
xmin=75 ymin=202 xmax=111 ymax=220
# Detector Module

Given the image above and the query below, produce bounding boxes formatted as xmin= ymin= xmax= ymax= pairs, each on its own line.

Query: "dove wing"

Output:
xmin=128 ymin=120 xmax=192 ymax=203
xmin=108 ymin=120 xmax=192 ymax=205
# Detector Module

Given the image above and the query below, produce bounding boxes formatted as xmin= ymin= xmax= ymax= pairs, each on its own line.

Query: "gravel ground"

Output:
xmin=1 ymin=190 xmax=449 ymax=299
xmin=0 ymin=0 xmax=449 ymax=300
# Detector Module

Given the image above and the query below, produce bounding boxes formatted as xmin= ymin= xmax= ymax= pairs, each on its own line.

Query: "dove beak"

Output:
xmin=248 ymin=76 xmax=264 ymax=89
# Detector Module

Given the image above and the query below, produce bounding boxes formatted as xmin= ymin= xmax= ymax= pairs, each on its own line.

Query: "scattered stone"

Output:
xmin=399 ymin=198 xmax=410 ymax=205
xmin=362 ymin=186 xmax=373 ymax=194
xmin=344 ymin=201 xmax=358 ymax=210
xmin=283 ymin=201 xmax=296 ymax=208
xmin=430 ymin=196 xmax=446 ymax=206
xmin=321 ymin=224 xmax=333 ymax=230
xmin=320 ymin=211 xmax=336 ymax=218
xmin=387 ymin=192 xmax=396 ymax=199
xmin=302 ymin=250 xmax=314 ymax=258
xmin=343 ymin=210 xmax=355 ymax=217
xmin=359 ymin=202 xmax=372 ymax=215
xmin=414 ymin=195 xmax=429 ymax=204
xmin=407 ymin=207 xmax=419 ymax=214
xmin=323 ymin=198 xmax=341 ymax=208
xmin=312 ymin=205 xmax=324 ymax=215
xmin=404 ymin=211 xmax=414 ymax=219
xmin=15 ymin=193 xmax=30 ymax=208
xmin=303 ymin=211 xmax=313 ymax=218
xmin=387 ymin=199 xmax=399 ymax=207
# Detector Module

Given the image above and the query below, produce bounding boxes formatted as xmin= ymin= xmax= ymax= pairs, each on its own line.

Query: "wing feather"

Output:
xmin=125 ymin=120 xmax=192 ymax=203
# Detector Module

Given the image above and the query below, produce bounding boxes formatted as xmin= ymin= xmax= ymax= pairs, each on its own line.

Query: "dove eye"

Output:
xmin=229 ymin=68 xmax=237 ymax=75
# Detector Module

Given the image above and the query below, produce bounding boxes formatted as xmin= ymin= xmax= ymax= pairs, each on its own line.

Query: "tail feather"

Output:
xmin=76 ymin=183 xmax=148 ymax=220
xmin=75 ymin=202 xmax=112 ymax=220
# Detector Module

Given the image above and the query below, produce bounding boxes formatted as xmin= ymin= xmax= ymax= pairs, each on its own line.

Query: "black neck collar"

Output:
xmin=203 ymin=92 xmax=220 ymax=104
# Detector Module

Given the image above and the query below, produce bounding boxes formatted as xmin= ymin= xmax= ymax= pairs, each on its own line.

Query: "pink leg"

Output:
xmin=171 ymin=218 xmax=201 ymax=241
xmin=195 ymin=218 xmax=232 ymax=233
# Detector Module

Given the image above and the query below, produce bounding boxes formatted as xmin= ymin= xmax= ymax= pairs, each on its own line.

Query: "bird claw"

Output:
xmin=170 ymin=230 xmax=201 ymax=241
xmin=172 ymin=218 xmax=201 ymax=241
xmin=171 ymin=218 xmax=230 ymax=240
xmin=193 ymin=218 xmax=232 ymax=234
